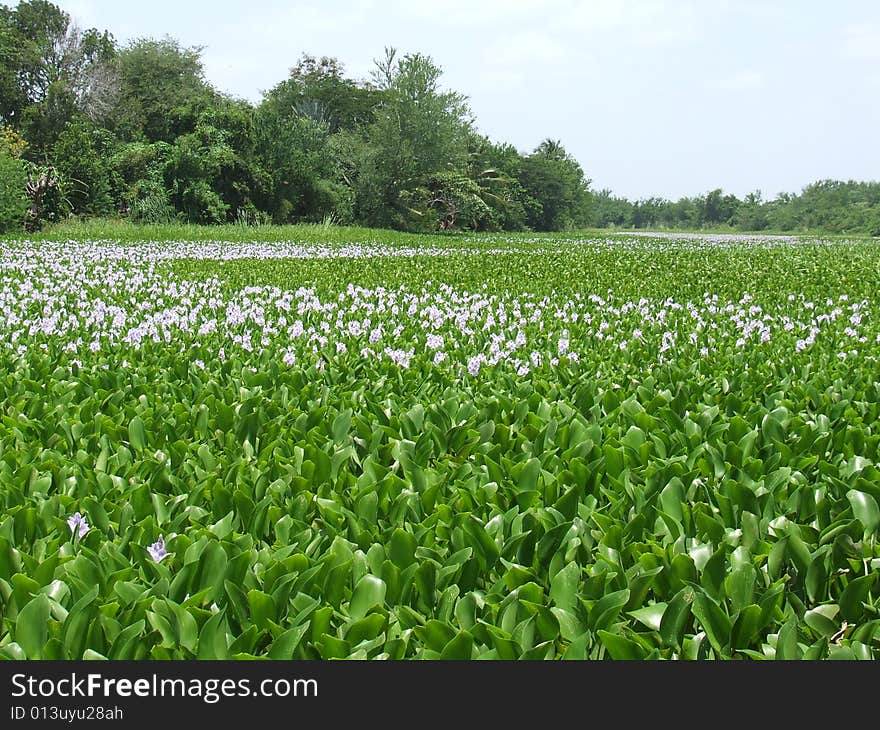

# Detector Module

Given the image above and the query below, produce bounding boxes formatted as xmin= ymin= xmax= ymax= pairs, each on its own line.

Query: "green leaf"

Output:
xmin=660 ymin=586 xmax=694 ymax=650
xmin=839 ymin=573 xmax=876 ymax=622
xmin=691 ymin=593 xmax=731 ymax=657
xmin=659 ymin=478 xmax=685 ymax=523
xmin=349 ymin=574 xmax=386 ymax=621
xmin=269 ymin=623 xmax=311 ymax=660
xmin=16 ymin=593 xmax=50 ymax=658
xmin=725 ymin=563 xmax=757 ymax=616
xmin=700 ymin=547 xmax=727 ymax=600
xmin=197 ymin=609 xmax=229 ymax=660
xmin=628 ymin=603 xmax=667 ymax=632
xmin=804 ymin=606 xmax=839 ymax=637
xmin=346 ymin=614 xmax=386 ymax=646
xmin=806 ymin=554 xmax=828 ymax=604
xmin=332 ymin=409 xmax=352 ymax=442
xmin=847 ymin=490 xmax=880 ymax=534
xmin=247 ymin=589 xmax=276 ymax=630
xmin=731 ymin=604 xmax=763 ymax=649
xmin=598 ymin=630 xmax=649 ymax=660
xmin=389 ymin=529 xmax=416 ymax=569
xmin=128 ymin=416 xmax=147 ymax=450
xmin=775 ymin=618 xmax=802 ymax=660
xmin=109 ymin=619 xmax=145 ymax=660
xmin=440 ymin=630 xmax=474 ymax=660
xmin=462 ymin=515 xmax=500 ymax=569
xmin=0 ymin=643 xmax=27 ymax=660
xmin=550 ymin=562 xmax=580 ymax=611
xmin=517 ymin=457 xmax=542 ymax=492
xmin=604 ymin=445 xmax=624 ymax=479
xmin=198 ymin=540 xmax=228 ymax=600
xmin=562 ymin=632 xmax=590 ymax=660
xmin=416 ymin=620 xmax=457 ymax=653
xmin=61 ymin=586 xmax=99 ymax=661
xmin=551 ymin=608 xmax=584 ymax=641
xmin=589 ymin=589 xmax=630 ymax=632
xmin=803 ymin=638 xmax=828 ymax=661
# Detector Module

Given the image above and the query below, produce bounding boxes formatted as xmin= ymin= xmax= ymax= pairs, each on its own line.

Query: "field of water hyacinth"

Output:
xmin=1 ymin=228 xmax=880 ymax=660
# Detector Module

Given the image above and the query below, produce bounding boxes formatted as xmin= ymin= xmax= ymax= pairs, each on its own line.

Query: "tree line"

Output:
xmin=1 ymin=1 xmax=877 ymax=236
xmin=592 ymin=183 xmax=880 ymax=236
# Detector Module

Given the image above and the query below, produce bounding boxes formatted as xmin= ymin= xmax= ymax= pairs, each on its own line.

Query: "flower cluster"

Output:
xmin=1 ymin=238 xmax=874 ymax=379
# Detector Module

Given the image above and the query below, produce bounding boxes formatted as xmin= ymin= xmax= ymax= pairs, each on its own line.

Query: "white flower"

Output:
xmin=147 ymin=535 xmax=168 ymax=562
xmin=67 ymin=512 xmax=89 ymax=539
xmin=467 ymin=354 xmax=484 ymax=376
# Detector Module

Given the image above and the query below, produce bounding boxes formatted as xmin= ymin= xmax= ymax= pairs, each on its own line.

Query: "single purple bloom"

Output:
xmin=147 ymin=535 xmax=168 ymax=563
xmin=67 ymin=512 xmax=89 ymax=539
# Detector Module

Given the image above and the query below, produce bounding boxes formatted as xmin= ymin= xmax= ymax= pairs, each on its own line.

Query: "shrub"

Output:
xmin=52 ymin=123 xmax=118 ymax=216
xmin=179 ymin=180 xmax=228 ymax=224
xmin=0 ymin=154 xmax=28 ymax=233
xmin=127 ymin=179 xmax=176 ymax=224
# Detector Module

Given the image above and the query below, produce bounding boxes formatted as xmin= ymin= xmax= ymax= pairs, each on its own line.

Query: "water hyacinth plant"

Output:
xmin=147 ymin=535 xmax=168 ymax=563
xmin=67 ymin=512 xmax=89 ymax=539
xmin=0 ymin=230 xmax=879 ymax=660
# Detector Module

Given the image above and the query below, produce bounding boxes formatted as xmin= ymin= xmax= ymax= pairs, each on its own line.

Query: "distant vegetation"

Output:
xmin=591 ymin=183 xmax=880 ymax=236
xmin=1 ymin=0 xmax=878 ymax=236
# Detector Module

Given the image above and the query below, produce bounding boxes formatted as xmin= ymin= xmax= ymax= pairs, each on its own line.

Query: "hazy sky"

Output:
xmin=37 ymin=0 xmax=880 ymax=200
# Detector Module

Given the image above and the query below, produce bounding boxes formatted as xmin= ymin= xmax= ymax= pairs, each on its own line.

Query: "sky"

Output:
xmin=34 ymin=0 xmax=880 ymax=200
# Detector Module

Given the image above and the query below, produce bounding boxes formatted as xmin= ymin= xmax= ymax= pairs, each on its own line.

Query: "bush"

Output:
xmin=179 ymin=180 xmax=228 ymax=223
xmin=127 ymin=179 xmax=176 ymax=224
xmin=400 ymin=172 xmax=495 ymax=232
xmin=0 ymin=154 xmax=28 ymax=233
xmin=233 ymin=204 xmax=272 ymax=227
xmin=52 ymin=123 xmax=118 ymax=216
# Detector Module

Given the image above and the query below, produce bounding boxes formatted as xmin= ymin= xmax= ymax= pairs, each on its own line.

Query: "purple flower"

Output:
xmin=147 ymin=535 xmax=168 ymax=563
xmin=67 ymin=512 xmax=89 ymax=539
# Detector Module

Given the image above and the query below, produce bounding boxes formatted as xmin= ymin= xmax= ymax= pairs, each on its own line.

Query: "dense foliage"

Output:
xmin=592 ymin=183 xmax=880 ymax=236
xmin=2 ymin=1 xmax=875 ymax=236
xmin=1 ymin=228 xmax=879 ymax=660
xmin=0 ymin=2 xmax=591 ymax=233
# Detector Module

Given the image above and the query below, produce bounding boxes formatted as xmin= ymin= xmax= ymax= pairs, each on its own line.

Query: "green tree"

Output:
xmin=253 ymin=94 xmax=339 ymax=223
xmin=357 ymin=47 xmax=472 ymax=228
xmin=732 ymin=190 xmax=769 ymax=231
xmin=113 ymin=37 xmax=212 ymax=143
xmin=167 ymin=122 xmax=235 ymax=223
xmin=0 ymin=1 xmax=116 ymax=152
xmin=51 ymin=120 xmax=117 ymax=215
xmin=589 ymin=189 xmax=633 ymax=228
xmin=0 ymin=152 xmax=27 ymax=231
xmin=698 ymin=188 xmax=740 ymax=226
xmin=517 ymin=139 xmax=590 ymax=231
xmin=198 ymin=97 xmax=266 ymax=220
xmin=462 ymin=135 xmax=539 ymax=231
xmin=110 ymin=140 xmax=174 ymax=222
xmin=265 ymin=54 xmax=378 ymax=133
xmin=400 ymin=171 xmax=494 ymax=231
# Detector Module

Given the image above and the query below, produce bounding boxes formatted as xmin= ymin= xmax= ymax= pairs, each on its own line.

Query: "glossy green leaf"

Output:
xmin=15 ymin=593 xmax=50 ymax=658
xmin=349 ymin=574 xmax=386 ymax=621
